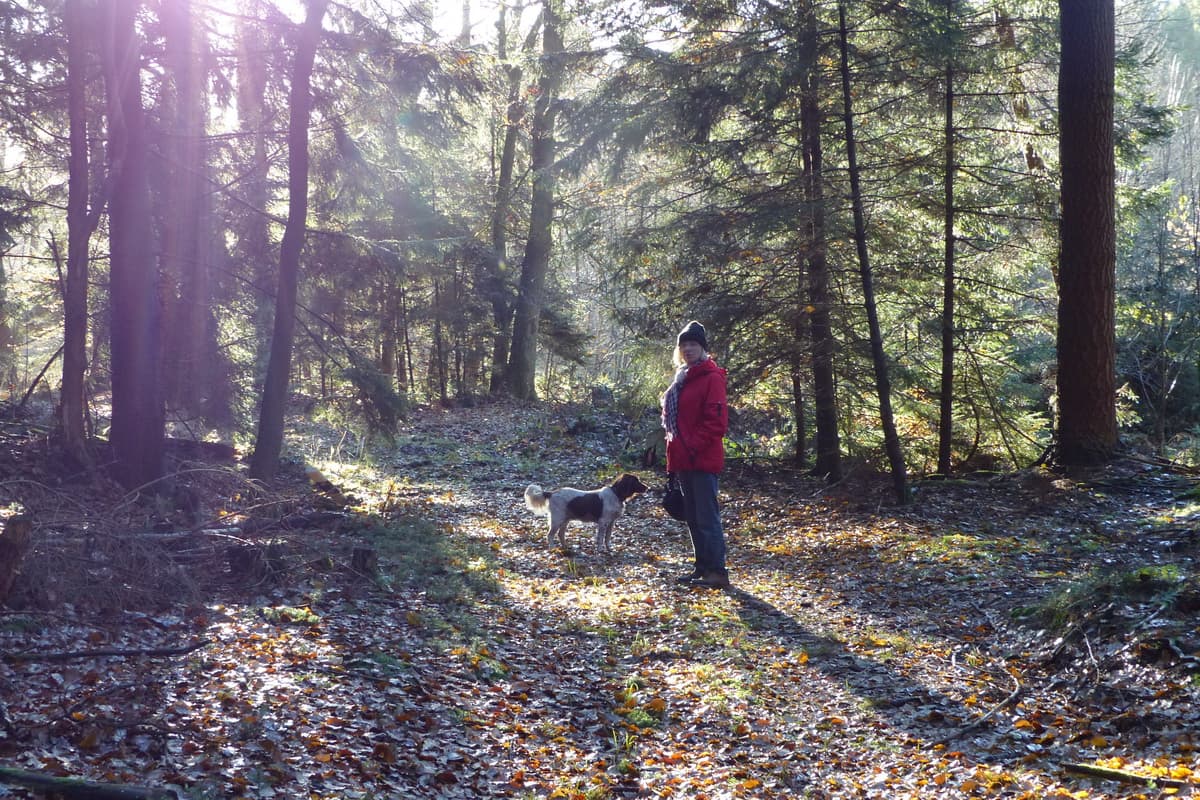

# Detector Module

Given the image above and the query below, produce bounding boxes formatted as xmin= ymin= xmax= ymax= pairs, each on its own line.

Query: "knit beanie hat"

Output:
xmin=677 ymin=320 xmax=708 ymax=351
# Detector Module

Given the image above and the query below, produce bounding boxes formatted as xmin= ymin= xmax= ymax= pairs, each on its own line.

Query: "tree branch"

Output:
xmin=3 ymin=640 xmax=209 ymax=663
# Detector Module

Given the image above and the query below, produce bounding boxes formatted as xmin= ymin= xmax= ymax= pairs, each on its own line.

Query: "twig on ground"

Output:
xmin=934 ymin=668 xmax=1023 ymax=746
xmin=3 ymin=640 xmax=210 ymax=663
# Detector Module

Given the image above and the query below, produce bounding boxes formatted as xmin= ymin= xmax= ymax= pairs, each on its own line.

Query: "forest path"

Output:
xmin=351 ymin=402 xmax=1199 ymax=798
xmin=1 ymin=402 xmax=1197 ymax=799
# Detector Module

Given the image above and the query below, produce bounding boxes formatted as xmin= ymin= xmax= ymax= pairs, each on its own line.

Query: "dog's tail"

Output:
xmin=524 ymin=484 xmax=550 ymax=515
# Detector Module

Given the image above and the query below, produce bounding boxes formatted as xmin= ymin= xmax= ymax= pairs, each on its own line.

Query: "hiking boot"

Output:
xmin=674 ymin=568 xmax=703 ymax=584
xmin=695 ymin=570 xmax=731 ymax=590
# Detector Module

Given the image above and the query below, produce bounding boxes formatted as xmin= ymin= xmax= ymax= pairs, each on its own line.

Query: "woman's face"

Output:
xmin=680 ymin=340 xmax=706 ymax=365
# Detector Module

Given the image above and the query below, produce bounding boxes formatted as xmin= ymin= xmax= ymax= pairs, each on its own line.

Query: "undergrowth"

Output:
xmin=1014 ymin=563 xmax=1190 ymax=631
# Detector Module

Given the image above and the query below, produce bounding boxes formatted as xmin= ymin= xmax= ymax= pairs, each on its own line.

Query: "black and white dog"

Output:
xmin=524 ymin=473 xmax=649 ymax=553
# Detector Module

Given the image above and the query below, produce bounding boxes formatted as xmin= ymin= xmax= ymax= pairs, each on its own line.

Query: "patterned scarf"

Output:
xmin=661 ymin=365 xmax=689 ymax=441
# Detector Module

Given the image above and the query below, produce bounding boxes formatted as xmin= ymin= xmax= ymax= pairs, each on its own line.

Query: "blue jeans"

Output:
xmin=679 ymin=471 xmax=726 ymax=574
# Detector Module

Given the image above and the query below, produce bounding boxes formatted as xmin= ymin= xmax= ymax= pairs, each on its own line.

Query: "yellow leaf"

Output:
xmin=1089 ymin=735 xmax=1108 ymax=747
xmin=742 ymin=778 xmax=761 ymax=789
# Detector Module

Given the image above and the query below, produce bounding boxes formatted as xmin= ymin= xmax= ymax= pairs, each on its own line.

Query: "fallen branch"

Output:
xmin=934 ymin=668 xmax=1023 ymax=746
xmin=0 ymin=766 xmax=178 ymax=799
xmin=13 ymin=344 xmax=64 ymax=417
xmin=1061 ymin=761 xmax=1193 ymax=792
xmin=2 ymin=640 xmax=209 ymax=663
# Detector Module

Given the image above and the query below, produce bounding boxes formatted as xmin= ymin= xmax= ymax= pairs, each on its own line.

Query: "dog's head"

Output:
xmin=611 ymin=473 xmax=650 ymax=502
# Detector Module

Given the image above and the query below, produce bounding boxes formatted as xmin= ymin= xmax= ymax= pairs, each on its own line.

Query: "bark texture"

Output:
xmin=1056 ymin=0 xmax=1118 ymax=464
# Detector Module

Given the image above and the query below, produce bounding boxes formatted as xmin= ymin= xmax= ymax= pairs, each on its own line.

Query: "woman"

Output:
xmin=661 ymin=320 xmax=730 ymax=589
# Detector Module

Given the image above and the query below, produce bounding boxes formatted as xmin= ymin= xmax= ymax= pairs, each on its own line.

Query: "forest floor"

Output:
xmin=1 ymin=401 xmax=1199 ymax=799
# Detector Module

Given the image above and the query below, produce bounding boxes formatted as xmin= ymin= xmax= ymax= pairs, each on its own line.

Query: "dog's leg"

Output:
xmin=549 ymin=516 xmax=568 ymax=549
xmin=598 ymin=521 xmax=613 ymax=554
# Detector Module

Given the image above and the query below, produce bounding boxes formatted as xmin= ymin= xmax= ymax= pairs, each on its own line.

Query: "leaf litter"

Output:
xmin=0 ymin=402 xmax=1197 ymax=798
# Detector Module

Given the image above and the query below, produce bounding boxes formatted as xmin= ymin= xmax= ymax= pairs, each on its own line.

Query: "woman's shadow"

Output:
xmin=722 ymin=584 xmax=1011 ymax=761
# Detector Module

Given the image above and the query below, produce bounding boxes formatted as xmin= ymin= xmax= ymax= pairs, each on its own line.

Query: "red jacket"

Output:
xmin=666 ymin=357 xmax=728 ymax=474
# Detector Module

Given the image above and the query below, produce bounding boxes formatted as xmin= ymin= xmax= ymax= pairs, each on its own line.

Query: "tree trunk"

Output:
xmin=380 ymin=272 xmax=397 ymax=376
xmin=0 ymin=514 xmax=32 ymax=606
xmin=432 ymin=278 xmax=449 ymax=403
xmin=104 ymin=0 xmax=164 ymax=489
xmin=487 ymin=5 xmax=537 ymax=395
xmin=159 ymin=0 xmax=216 ymax=419
xmin=938 ymin=39 xmax=957 ymax=475
xmin=506 ymin=0 xmax=563 ymax=400
xmin=790 ymin=361 xmax=807 ymax=467
xmin=61 ymin=0 xmax=92 ymax=461
xmin=236 ymin=13 xmax=273 ymax=379
xmin=1055 ymin=0 xmax=1118 ymax=465
xmin=249 ymin=0 xmax=327 ymax=480
xmin=837 ymin=0 xmax=907 ymax=503
xmin=800 ymin=0 xmax=841 ymax=482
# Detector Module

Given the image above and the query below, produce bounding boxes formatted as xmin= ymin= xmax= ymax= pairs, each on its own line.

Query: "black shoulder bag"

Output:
xmin=661 ymin=472 xmax=686 ymax=521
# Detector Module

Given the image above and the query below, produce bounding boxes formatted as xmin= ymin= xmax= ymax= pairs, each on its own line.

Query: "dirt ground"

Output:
xmin=1 ymin=402 xmax=1198 ymax=798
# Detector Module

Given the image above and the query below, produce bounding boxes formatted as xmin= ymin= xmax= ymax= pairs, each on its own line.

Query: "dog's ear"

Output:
xmin=617 ymin=473 xmax=649 ymax=496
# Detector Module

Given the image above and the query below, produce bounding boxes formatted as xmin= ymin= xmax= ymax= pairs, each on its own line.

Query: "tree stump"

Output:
xmin=350 ymin=546 xmax=377 ymax=577
xmin=225 ymin=542 xmax=285 ymax=584
xmin=0 ymin=513 xmax=32 ymax=606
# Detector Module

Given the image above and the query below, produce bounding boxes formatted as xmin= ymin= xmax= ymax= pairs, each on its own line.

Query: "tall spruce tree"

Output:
xmin=105 ymin=0 xmax=165 ymax=488
xmin=1056 ymin=0 xmax=1119 ymax=464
